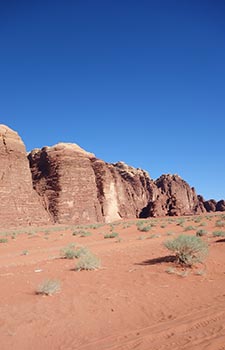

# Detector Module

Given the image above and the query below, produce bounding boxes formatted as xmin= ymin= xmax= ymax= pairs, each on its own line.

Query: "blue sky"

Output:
xmin=1 ymin=0 xmax=225 ymax=200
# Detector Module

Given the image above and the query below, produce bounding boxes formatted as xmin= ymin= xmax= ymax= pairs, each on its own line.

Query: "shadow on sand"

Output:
xmin=136 ymin=255 xmax=176 ymax=266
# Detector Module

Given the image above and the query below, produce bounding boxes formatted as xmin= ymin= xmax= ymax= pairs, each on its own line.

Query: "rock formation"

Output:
xmin=0 ymin=124 xmax=51 ymax=228
xmin=140 ymin=174 xmax=206 ymax=217
xmin=204 ymin=199 xmax=217 ymax=212
xmin=1 ymin=124 xmax=224 ymax=228
xmin=28 ymin=146 xmax=155 ymax=224
xmin=216 ymin=200 xmax=225 ymax=212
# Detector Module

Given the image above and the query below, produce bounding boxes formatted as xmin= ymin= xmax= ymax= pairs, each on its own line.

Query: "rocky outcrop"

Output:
xmin=0 ymin=124 xmax=51 ymax=228
xmin=140 ymin=174 xmax=206 ymax=217
xmin=204 ymin=199 xmax=217 ymax=212
xmin=28 ymin=143 xmax=103 ymax=224
xmin=28 ymin=147 xmax=155 ymax=224
xmin=216 ymin=200 xmax=225 ymax=212
xmin=1 ymin=125 xmax=224 ymax=227
xmin=91 ymin=160 xmax=154 ymax=222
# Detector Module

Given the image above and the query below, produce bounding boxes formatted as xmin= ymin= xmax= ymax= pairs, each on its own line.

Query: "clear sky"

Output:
xmin=1 ymin=0 xmax=225 ymax=200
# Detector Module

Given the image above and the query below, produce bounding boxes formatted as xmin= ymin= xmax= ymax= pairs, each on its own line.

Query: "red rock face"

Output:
xmin=204 ymin=199 xmax=217 ymax=212
xmin=0 ymin=125 xmax=51 ymax=228
xmin=91 ymin=160 xmax=154 ymax=222
xmin=216 ymin=200 xmax=225 ymax=212
xmin=28 ymin=143 xmax=103 ymax=224
xmin=1 ymin=125 xmax=223 ymax=227
xmin=28 ymin=147 xmax=154 ymax=224
xmin=140 ymin=174 xmax=206 ymax=217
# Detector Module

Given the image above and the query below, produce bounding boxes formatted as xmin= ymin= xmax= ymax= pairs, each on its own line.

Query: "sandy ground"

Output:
xmin=0 ymin=213 xmax=225 ymax=350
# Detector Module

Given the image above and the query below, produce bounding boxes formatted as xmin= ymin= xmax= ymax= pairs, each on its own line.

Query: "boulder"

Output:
xmin=204 ymin=199 xmax=217 ymax=212
xmin=216 ymin=200 xmax=225 ymax=212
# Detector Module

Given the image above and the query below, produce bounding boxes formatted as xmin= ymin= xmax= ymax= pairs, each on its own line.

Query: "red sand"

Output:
xmin=0 ymin=214 xmax=225 ymax=350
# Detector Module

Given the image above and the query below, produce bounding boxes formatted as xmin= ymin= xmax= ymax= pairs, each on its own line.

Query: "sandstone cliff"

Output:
xmin=28 ymin=146 xmax=155 ymax=224
xmin=0 ymin=124 xmax=51 ymax=228
xmin=140 ymin=174 xmax=206 ymax=218
xmin=1 ymin=125 xmax=224 ymax=228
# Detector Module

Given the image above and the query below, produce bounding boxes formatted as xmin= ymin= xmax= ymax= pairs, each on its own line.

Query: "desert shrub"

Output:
xmin=166 ymin=231 xmax=175 ymax=236
xmin=164 ymin=234 xmax=208 ymax=267
xmin=76 ymin=252 xmax=101 ymax=271
xmin=137 ymin=225 xmax=151 ymax=232
xmin=196 ymin=229 xmax=208 ymax=237
xmin=21 ymin=250 xmax=29 ymax=255
xmin=61 ymin=244 xmax=89 ymax=259
xmin=160 ymin=224 xmax=167 ymax=229
xmin=194 ymin=216 xmax=202 ymax=223
xmin=215 ymin=220 xmax=225 ymax=228
xmin=104 ymin=232 xmax=119 ymax=239
xmin=61 ymin=248 xmax=77 ymax=259
xmin=0 ymin=238 xmax=8 ymax=243
xmin=198 ymin=222 xmax=207 ymax=227
xmin=80 ymin=231 xmax=92 ymax=237
xmin=36 ymin=279 xmax=60 ymax=295
xmin=72 ymin=230 xmax=92 ymax=237
xmin=184 ymin=225 xmax=195 ymax=231
xmin=176 ymin=218 xmax=185 ymax=226
xmin=212 ymin=231 xmax=225 ymax=237
xmin=138 ymin=235 xmax=146 ymax=240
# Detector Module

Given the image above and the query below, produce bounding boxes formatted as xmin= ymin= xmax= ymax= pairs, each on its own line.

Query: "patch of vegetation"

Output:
xmin=21 ymin=250 xmax=29 ymax=255
xmin=176 ymin=218 xmax=185 ymax=226
xmin=138 ymin=235 xmax=146 ymax=240
xmin=194 ymin=216 xmax=202 ymax=223
xmin=195 ymin=269 xmax=206 ymax=276
xmin=212 ymin=231 xmax=225 ymax=237
xmin=137 ymin=225 xmax=152 ymax=232
xmin=198 ymin=222 xmax=207 ymax=227
xmin=160 ymin=224 xmax=167 ymax=229
xmin=184 ymin=225 xmax=195 ymax=231
xmin=76 ymin=252 xmax=101 ymax=271
xmin=196 ymin=229 xmax=208 ymax=237
xmin=0 ymin=238 xmax=8 ymax=243
xmin=80 ymin=231 xmax=92 ymax=237
xmin=165 ymin=267 xmax=176 ymax=274
xmin=166 ymin=231 xmax=175 ymax=236
xmin=104 ymin=232 xmax=119 ymax=239
xmin=148 ymin=234 xmax=160 ymax=239
xmin=164 ymin=234 xmax=208 ymax=267
xmin=36 ymin=279 xmax=61 ymax=296
xmin=215 ymin=220 xmax=225 ymax=228
xmin=72 ymin=230 xmax=92 ymax=237
xmin=61 ymin=243 xmax=89 ymax=259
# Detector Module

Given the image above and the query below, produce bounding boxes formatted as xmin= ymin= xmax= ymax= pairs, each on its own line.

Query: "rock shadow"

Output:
xmin=215 ymin=238 xmax=225 ymax=243
xmin=136 ymin=255 xmax=176 ymax=266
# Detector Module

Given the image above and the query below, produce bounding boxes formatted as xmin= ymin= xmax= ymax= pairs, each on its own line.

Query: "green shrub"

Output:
xmin=0 ymin=238 xmax=8 ymax=243
xmin=160 ymin=224 xmax=167 ymax=229
xmin=196 ymin=229 xmax=208 ymax=237
xmin=76 ymin=252 xmax=101 ymax=271
xmin=176 ymin=218 xmax=185 ymax=226
xmin=61 ymin=244 xmax=89 ymax=259
xmin=184 ymin=225 xmax=195 ymax=231
xmin=212 ymin=231 xmax=225 ymax=237
xmin=137 ymin=225 xmax=151 ymax=232
xmin=36 ymin=279 xmax=61 ymax=296
xmin=194 ymin=217 xmax=202 ymax=223
xmin=80 ymin=231 xmax=92 ymax=237
xmin=164 ymin=234 xmax=208 ymax=267
xmin=215 ymin=220 xmax=225 ymax=228
xmin=104 ymin=232 xmax=119 ymax=239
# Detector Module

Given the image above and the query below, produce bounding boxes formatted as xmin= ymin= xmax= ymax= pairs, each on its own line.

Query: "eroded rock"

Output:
xmin=0 ymin=124 xmax=51 ymax=228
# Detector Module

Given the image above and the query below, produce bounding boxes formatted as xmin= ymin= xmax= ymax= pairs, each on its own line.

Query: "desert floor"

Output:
xmin=0 ymin=213 xmax=225 ymax=350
